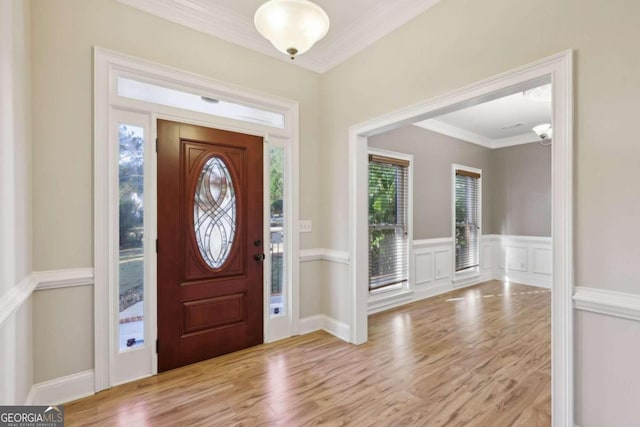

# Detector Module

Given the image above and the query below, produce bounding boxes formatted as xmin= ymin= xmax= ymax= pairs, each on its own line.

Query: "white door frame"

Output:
xmin=348 ymin=50 xmax=573 ymax=426
xmin=94 ymin=47 xmax=300 ymax=391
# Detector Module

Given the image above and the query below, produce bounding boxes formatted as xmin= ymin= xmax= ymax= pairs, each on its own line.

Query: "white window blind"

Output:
xmin=455 ymin=169 xmax=480 ymax=272
xmin=368 ymin=155 xmax=409 ymax=291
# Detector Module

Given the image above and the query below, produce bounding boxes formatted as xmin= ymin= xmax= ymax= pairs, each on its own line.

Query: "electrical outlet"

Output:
xmin=299 ymin=220 xmax=312 ymax=233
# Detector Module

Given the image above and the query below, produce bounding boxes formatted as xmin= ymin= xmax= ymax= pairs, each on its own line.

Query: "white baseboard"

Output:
xmin=300 ymin=248 xmax=350 ymax=265
xmin=299 ymin=314 xmax=350 ymax=342
xmin=368 ymin=290 xmax=414 ymax=314
xmin=496 ymin=271 xmax=552 ymax=289
xmin=299 ymin=314 xmax=324 ymax=334
xmin=413 ymin=281 xmax=455 ymax=302
xmin=25 ymin=370 xmax=95 ymax=405
xmin=323 ymin=316 xmax=350 ymax=342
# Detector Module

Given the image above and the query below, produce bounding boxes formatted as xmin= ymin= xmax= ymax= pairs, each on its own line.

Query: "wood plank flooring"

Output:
xmin=65 ymin=280 xmax=551 ymax=426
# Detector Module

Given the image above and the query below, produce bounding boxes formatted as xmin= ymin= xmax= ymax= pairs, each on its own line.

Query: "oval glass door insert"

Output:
xmin=194 ymin=156 xmax=237 ymax=269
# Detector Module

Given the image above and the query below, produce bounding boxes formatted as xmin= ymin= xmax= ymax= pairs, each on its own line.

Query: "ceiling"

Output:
xmin=414 ymin=88 xmax=552 ymax=149
xmin=116 ymin=0 xmax=441 ymax=73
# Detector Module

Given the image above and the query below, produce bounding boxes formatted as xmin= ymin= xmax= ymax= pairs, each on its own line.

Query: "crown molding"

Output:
xmin=116 ymin=0 xmax=441 ymax=74
xmin=312 ymin=0 xmax=442 ymax=73
xmin=414 ymin=119 xmax=540 ymax=149
xmin=491 ymin=133 xmax=540 ymax=148
xmin=414 ymin=119 xmax=494 ymax=148
xmin=116 ymin=0 xmax=327 ymax=71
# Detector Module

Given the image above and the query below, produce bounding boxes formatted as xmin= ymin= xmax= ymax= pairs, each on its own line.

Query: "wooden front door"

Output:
xmin=157 ymin=120 xmax=264 ymax=372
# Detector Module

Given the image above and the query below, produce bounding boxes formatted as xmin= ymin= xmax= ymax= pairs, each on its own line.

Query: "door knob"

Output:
xmin=254 ymin=253 xmax=265 ymax=262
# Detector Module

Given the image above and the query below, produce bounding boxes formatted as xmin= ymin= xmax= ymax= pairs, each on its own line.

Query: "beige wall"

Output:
xmin=490 ymin=143 xmax=551 ymax=236
xmin=0 ymin=0 xmax=33 ymax=405
xmin=320 ymin=0 xmax=640 ymax=422
xmin=33 ymin=287 xmax=94 ymax=383
xmin=575 ymin=311 xmax=640 ymax=427
xmin=21 ymin=0 xmax=640 ymax=422
xmin=31 ymin=0 xmax=324 ymax=382
xmin=369 ymin=125 xmax=493 ymax=239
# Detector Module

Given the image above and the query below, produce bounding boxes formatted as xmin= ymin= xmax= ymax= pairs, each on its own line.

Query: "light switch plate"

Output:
xmin=299 ymin=220 xmax=312 ymax=233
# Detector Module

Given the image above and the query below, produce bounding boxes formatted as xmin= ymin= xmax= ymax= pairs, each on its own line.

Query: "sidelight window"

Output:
xmin=270 ymin=146 xmax=286 ymax=317
xmin=118 ymin=123 xmax=145 ymax=351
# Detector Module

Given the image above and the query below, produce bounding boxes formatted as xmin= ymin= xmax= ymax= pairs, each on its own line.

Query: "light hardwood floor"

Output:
xmin=65 ymin=281 xmax=551 ymax=426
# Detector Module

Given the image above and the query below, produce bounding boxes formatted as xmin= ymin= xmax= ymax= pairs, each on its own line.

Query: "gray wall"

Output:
xmin=491 ymin=143 xmax=551 ymax=236
xmin=369 ymin=126 xmax=552 ymax=239
xmin=369 ymin=126 xmax=493 ymax=239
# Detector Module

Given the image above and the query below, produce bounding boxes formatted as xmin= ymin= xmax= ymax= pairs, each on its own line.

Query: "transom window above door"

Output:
xmin=117 ymin=77 xmax=286 ymax=129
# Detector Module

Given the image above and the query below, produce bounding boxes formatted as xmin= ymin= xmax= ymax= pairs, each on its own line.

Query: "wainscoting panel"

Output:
xmin=434 ymin=250 xmax=452 ymax=280
xmin=490 ymin=235 xmax=552 ymax=289
xmin=414 ymin=251 xmax=434 ymax=285
xmin=413 ymin=238 xmax=453 ymax=289
xmin=502 ymin=246 xmax=528 ymax=272
xmin=533 ymin=248 xmax=553 ymax=275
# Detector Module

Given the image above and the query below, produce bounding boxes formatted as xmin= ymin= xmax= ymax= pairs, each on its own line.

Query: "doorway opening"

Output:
xmin=350 ymin=51 xmax=573 ymax=425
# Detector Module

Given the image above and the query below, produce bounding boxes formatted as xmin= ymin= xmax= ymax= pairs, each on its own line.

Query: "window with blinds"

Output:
xmin=454 ymin=168 xmax=481 ymax=272
xmin=368 ymin=154 xmax=409 ymax=291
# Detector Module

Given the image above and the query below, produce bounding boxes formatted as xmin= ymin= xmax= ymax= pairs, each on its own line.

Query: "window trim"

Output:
xmin=367 ymin=147 xmax=413 ymax=307
xmin=451 ymin=164 xmax=482 ymax=283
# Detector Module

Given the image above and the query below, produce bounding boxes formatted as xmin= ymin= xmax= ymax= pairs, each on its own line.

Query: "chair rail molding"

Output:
xmin=574 ymin=287 xmax=640 ymax=322
xmin=0 ymin=275 xmax=37 ymax=329
xmin=32 ymin=268 xmax=95 ymax=291
xmin=1 ymin=268 xmax=96 ymax=329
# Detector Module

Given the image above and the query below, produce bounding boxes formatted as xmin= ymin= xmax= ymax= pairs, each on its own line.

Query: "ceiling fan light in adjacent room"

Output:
xmin=533 ymin=123 xmax=553 ymax=140
xmin=254 ymin=0 xmax=330 ymax=60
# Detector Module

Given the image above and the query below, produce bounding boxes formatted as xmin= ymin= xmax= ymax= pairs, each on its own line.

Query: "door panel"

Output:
xmin=157 ymin=119 xmax=263 ymax=372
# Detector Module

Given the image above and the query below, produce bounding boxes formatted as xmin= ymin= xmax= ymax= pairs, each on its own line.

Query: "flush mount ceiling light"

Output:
xmin=254 ymin=0 xmax=330 ymax=60
xmin=523 ymin=83 xmax=552 ymax=102
xmin=533 ymin=123 xmax=553 ymax=145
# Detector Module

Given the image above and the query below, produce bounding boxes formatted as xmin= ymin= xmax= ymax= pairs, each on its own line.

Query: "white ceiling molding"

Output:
xmin=490 ymin=133 xmax=540 ymax=149
xmin=312 ymin=0 xmax=441 ymax=73
xmin=414 ymin=120 xmax=494 ymax=148
xmin=414 ymin=119 xmax=539 ymax=149
xmin=116 ymin=0 xmax=441 ymax=74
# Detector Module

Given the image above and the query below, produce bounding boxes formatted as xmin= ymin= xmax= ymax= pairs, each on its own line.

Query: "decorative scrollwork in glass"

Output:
xmin=194 ymin=157 xmax=236 ymax=269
